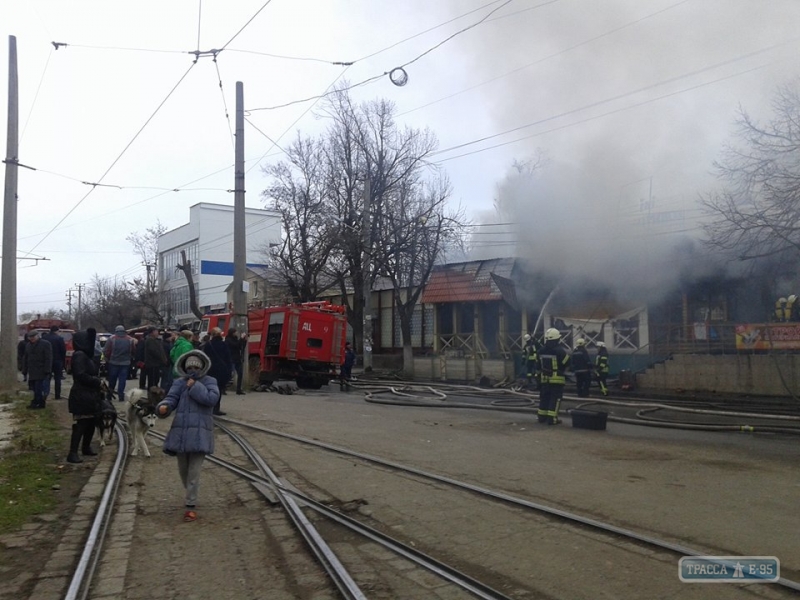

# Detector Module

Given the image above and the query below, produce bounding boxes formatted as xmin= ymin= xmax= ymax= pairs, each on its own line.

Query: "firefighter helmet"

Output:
xmin=596 ymin=341 xmax=606 ymax=348
xmin=779 ymin=297 xmax=787 ymax=303
xmin=544 ymin=328 xmax=561 ymax=341
xmin=575 ymin=338 xmax=586 ymax=347
xmin=523 ymin=333 xmax=531 ymax=342
xmin=789 ymin=295 xmax=797 ymax=303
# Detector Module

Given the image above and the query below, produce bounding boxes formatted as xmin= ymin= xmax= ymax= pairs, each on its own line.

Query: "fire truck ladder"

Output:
xmin=287 ymin=311 xmax=299 ymax=360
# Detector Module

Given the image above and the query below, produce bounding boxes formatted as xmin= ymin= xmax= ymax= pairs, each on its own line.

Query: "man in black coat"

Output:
xmin=17 ymin=339 xmax=27 ymax=382
xmin=67 ymin=328 xmax=102 ymax=463
xmin=143 ymin=327 xmax=168 ymax=390
xmin=42 ymin=325 xmax=67 ymax=400
xmin=204 ymin=327 xmax=232 ymax=414
xmin=224 ymin=327 xmax=247 ymax=395
xmin=23 ymin=331 xmax=52 ymax=409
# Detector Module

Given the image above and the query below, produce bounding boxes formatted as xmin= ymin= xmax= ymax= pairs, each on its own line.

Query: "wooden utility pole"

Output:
xmin=362 ymin=176 xmax=373 ymax=371
xmin=0 ymin=36 xmax=19 ymax=391
xmin=232 ymin=82 xmax=248 ymax=387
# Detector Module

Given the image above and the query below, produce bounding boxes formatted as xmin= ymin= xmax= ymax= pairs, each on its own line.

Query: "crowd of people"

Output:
xmin=16 ymin=322 xmax=354 ymax=522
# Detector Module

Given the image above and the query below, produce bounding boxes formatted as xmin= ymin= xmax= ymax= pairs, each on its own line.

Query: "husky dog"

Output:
xmin=126 ymin=386 xmax=165 ymax=457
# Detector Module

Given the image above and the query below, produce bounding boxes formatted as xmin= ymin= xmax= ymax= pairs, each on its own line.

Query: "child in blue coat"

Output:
xmin=157 ymin=350 xmax=220 ymax=522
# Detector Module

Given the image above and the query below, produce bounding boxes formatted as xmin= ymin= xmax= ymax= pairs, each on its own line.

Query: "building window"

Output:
xmin=161 ymin=243 xmax=199 ymax=282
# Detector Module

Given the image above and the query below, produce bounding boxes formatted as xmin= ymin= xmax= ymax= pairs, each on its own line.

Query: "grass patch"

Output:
xmin=0 ymin=393 xmax=68 ymax=534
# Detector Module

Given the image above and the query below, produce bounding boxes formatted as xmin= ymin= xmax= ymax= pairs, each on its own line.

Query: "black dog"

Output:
xmin=97 ymin=382 xmax=118 ymax=448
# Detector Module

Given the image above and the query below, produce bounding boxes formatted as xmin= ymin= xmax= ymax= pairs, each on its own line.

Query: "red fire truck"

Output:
xmin=19 ymin=318 xmax=76 ymax=372
xmin=201 ymin=301 xmax=348 ymax=389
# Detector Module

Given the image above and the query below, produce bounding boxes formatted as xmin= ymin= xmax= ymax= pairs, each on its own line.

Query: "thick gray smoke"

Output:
xmin=452 ymin=0 xmax=800 ymax=305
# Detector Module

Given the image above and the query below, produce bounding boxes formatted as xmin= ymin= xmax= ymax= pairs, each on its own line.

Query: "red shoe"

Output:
xmin=183 ymin=510 xmax=197 ymax=522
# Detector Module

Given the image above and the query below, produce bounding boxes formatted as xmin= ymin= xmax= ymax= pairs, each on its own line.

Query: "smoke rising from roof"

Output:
xmin=450 ymin=0 xmax=800 ymax=304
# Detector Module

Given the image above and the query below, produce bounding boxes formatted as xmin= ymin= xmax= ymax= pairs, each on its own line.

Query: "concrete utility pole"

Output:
xmin=362 ymin=176 xmax=373 ymax=371
xmin=75 ymin=283 xmax=83 ymax=329
xmin=232 ymin=81 xmax=248 ymax=385
xmin=0 ymin=36 xmax=19 ymax=391
xmin=65 ymin=289 xmax=74 ymax=320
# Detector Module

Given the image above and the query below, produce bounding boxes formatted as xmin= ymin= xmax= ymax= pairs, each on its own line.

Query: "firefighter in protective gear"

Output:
xmin=775 ymin=297 xmax=787 ymax=322
xmin=786 ymin=295 xmax=798 ymax=322
xmin=595 ymin=342 xmax=610 ymax=397
xmin=521 ymin=333 xmax=539 ymax=388
xmin=570 ymin=338 xmax=592 ymax=398
xmin=537 ymin=328 xmax=569 ymax=424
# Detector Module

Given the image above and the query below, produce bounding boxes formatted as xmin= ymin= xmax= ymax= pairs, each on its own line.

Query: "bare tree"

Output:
xmin=260 ymin=86 xmax=469 ymax=365
xmin=702 ymin=83 xmax=800 ymax=262
xmin=377 ymin=175 xmax=465 ymax=375
xmin=127 ymin=221 xmax=169 ymax=324
xmin=80 ymin=274 xmax=141 ymax=331
xmin=322 ymin=89 xmax=449 ymax=357
xmin=260 ymin=134 xmax=338 ymax=301
xmin=177 ymin=250 xmax=204 ymax=321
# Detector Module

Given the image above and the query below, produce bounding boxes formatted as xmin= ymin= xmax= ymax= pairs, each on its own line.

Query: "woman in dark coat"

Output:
xmin=157 ymin=350 xmax=220 ymax=522
xmin=67 ymin=328 xmax=102 ymax=463
xmin=203 ymin=327 xmax=232 ymax=415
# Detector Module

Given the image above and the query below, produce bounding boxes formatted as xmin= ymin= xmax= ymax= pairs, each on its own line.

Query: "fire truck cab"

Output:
xmin=201 ymin=301 xmax=347 ymax=389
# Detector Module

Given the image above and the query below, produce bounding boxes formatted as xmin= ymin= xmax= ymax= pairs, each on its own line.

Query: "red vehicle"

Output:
xmin=19 ymin=318 xmax=76 ymax=372
xmin=201 ymin=301 xmax=348 ymax=389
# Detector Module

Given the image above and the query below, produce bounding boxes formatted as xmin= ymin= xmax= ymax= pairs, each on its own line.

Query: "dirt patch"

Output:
xmin=0 ymin=402 xmax=96 ymax=598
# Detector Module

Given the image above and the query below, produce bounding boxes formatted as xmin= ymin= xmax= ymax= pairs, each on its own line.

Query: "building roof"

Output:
xmin=421 ymin=258 xmax=517 ymax=304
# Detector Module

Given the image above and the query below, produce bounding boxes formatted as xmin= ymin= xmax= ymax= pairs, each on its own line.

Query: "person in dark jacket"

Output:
xmin=156 ymin=350 xmax=220 ymax=522
xmin=224 ymin=327 xmax=247 ymax=395
xmin=340 ymin=342 xmax=356 ymax=391
xmin=67 ymin=328 xmax=102 ymax=463
xmin=23 ymin=331 xmax=52 ymax=409
xmin=143 ymin=327 xmax=168 ymax=390
xmin=133 ymin=332 xmax=146 ymax=386
xmin=570 ymin=338 xmax=592 ymax=398
xmin=42 ymin=325 xmax=67 ymax=400
xmin=160 ymin=331 xmax=176 ymax=393
xmin=203 ymin=327 xmax=232 ymax=414
xmin=17 ymin=338 xmax=28 ymax=382
xmin=105 ymin=325 xmax=136 ymax=402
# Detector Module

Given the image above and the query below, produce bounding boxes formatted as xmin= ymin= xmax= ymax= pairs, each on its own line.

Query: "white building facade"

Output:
xmin=157 ymin=202 xmax=281 ymax=327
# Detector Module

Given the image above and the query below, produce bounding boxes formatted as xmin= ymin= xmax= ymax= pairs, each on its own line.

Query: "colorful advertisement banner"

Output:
xmin=735 ymin=323 xmax=800 ymax=350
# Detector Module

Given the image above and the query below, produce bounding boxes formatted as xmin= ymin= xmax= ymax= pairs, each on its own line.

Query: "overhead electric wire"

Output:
xmin=20 ymin=48 xmax=53 ymax=144
xmin=54 ymin=43 xmax=187 ymax=55
xmin=245 ymin=65 xmax=352 ymax=174
xmin=400 ymin=0 xmax=516 ymax=70
xmin=21 ymin=62 xmax=197 ymax=257
xmin=220 ymin=0 xmax=274 ymax=51
xmin=247 ymin=0 xmax=530 ymax=113
xmin=353 ymin=0 xmax=509 ymax=63
xmin=433 ymin=51 xmax=796 ymax=164
xmin=225 ymin=0 xmax=516 ymax=67
xmin=398 ymin=0 xmax=692 ymax=117
xmin=196 ymin=0 xmax=203 ymax=53
xmin=212 ymin=55 xmax=235 ymax=150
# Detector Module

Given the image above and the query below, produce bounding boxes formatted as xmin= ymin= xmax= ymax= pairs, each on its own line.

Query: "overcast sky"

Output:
xmin=2 ymin=0 xmax=800 ymax=316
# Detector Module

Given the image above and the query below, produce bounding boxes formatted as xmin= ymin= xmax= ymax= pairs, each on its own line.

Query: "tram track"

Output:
xmin=56 ymin=390 xmax=800 ymax=599
xmin=216 ymin=415 xmax=800 ymax=596
xmin=64 ymin=421 xmax=129 ymax=600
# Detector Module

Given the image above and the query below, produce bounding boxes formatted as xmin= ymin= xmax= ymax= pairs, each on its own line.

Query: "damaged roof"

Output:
xmin=422 ymin=258 xmax=518 ymax=304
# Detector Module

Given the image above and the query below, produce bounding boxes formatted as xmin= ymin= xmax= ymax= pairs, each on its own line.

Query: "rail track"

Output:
xmin=59 ymin=386 xmax=800 ymax=598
